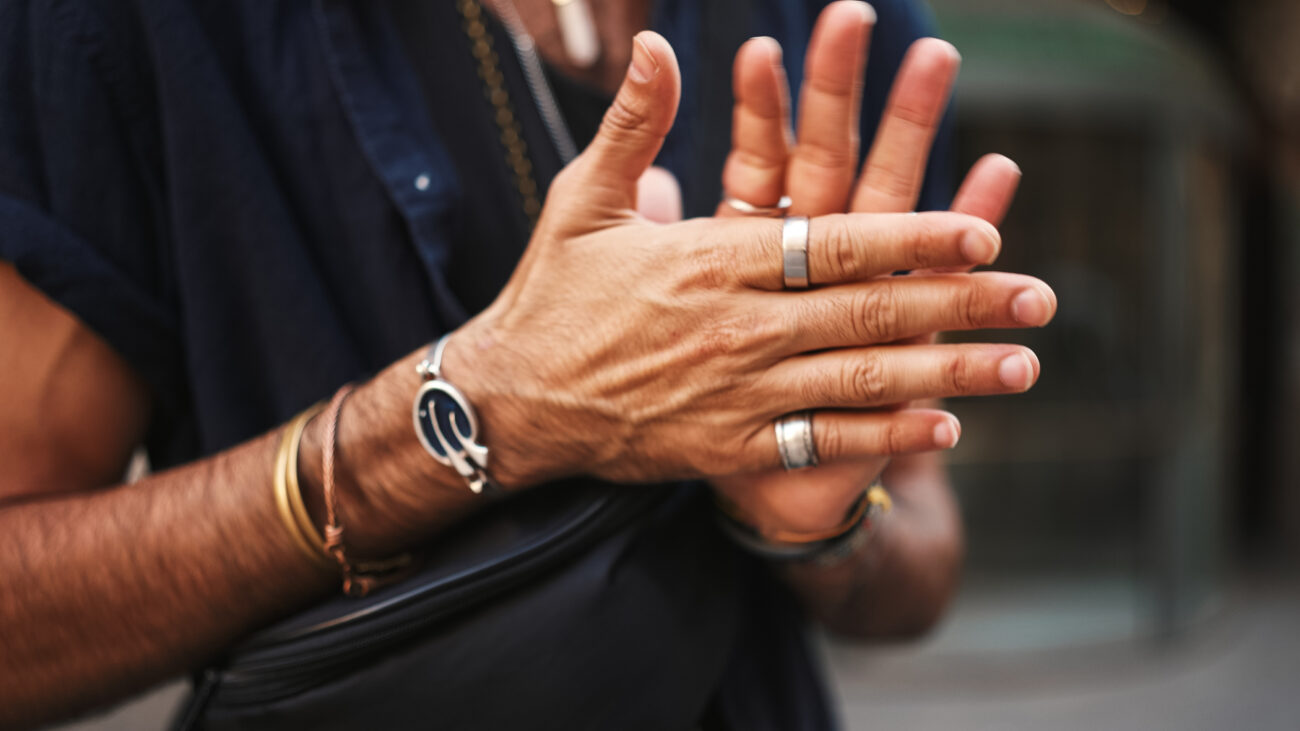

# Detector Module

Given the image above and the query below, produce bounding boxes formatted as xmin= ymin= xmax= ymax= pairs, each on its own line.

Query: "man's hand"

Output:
xmin=712 ymin=2 xmax=1034 ymax=534
xmin=444 ymin=30 xmax=1054 ymax=492
xmin=707 ymin=1 xmax=1044 ymax=636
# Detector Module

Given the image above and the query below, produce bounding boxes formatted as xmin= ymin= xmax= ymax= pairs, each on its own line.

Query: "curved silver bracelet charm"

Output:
xmin=774 ymin=411 xmax=819 ymax=471
xmin=413 ymin=335 xmax=497 ymax=495
xmin=782 ymin=216 xmax=811 ymax=290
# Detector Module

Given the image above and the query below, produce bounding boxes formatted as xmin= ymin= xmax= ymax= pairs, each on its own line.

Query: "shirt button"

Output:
xmin=414 ymin=174 xmax=431 ymax=192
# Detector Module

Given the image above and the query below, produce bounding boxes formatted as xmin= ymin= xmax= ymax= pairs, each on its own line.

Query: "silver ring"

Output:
xmin=722 ymin=195 xmax=792 ymax=218
xmin=775 ymin=411 xmax=819 ymax=471
xmin=782 ymin=216 xmax=810 ymax=290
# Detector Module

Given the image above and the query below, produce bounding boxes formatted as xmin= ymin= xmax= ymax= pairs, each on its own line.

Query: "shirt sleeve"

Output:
xmin=0 ymin=0 xmax=184 ymax=410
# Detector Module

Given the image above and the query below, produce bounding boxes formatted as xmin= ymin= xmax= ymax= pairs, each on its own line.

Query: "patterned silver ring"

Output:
xmin=782 ymin=216 xmax=811 ymax=290
xmin=722 ymin=194 xmax=792 ymax=218
xmin=775 ymin=411 xmax=819 ymax=471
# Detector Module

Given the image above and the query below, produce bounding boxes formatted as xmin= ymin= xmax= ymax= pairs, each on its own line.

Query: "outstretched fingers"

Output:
xmin=950 ymin=153 xmax=1022 ymax=228
xmin=851 ymin=38 xmax=961 ymax=213
xmin=763 ymin=343 xmax=1042 ymax=414
xmin=719 ymin=37 xmax=792 ymax=217
xmin=741 ymin=407 xmax=963 ymax=471
xmin=907 ymin=153 xmax=1023 ymax=277
xmin=777 ymin=271 xmax=1057 ymax=353
xmin=720 ymin=210 xmax=1001 ymax=290
xmin=787 ymin=1 xmax=875 ymax=216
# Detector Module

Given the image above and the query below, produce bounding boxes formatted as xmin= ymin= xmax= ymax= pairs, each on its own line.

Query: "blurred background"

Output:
xmin=60 ymin=0 xmax=1299 ymax=728
xmin=823 ymin=0 xmax=1300 ymax=728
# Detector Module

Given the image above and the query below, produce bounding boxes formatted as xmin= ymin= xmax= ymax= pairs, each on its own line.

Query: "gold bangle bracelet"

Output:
xmin=274 ymin=408 xmax=333 ymax=569
xmin=865 ymin=484 xmax=893 ymax=515
xmin=286 ymin=403 xmax=328 ymax=556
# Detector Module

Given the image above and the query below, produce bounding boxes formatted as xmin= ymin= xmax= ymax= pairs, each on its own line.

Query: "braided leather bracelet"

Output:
xmin=321 ymin=384 xmax=413 ymax=597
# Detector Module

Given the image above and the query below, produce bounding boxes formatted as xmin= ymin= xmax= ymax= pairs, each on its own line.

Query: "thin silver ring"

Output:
xmin=782 ymin=216 xmax=810 ymax=290
xmin=775 ymin=411 xmax=819 ymax=471
xmin=722 ymin=195 xmax=792 ymax=218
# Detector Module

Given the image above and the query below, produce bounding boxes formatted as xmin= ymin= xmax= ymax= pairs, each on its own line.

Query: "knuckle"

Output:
xmin=955 ymin=284 xmax=986 ymax=330
xmin=748 ymin=308 xmax=792 ymax=354
xmin=904 ymin=220 xmax=954 ymax=270
xmin=820 ymin=215 xmax=860 ymax=283
xmin=693 ymin=322 xmax=744 ymax=361
xmin=817 ymin=418 xmax=845 ymax=461
xmin=797 ymin=141 xmax=857 ymax=176
xmin=601 ymin=96 xmax=652 ymax=139
xmin=842 ymin=353 xmax=889 ymax=404
xmin=862 ymin=159 xmax=921 ymax=201
xmin=890 ymin=99 xmax=938 ymax=130
xmin=850 ymin=286 xmax=900 ymax=344
xmin=679 ymin=238 xmax=736 ymax=291
xmin=691 ymin=311 xmax=771 ymax=362
xmin=944 ymin=353 xmax=977 ymax=394
xmin=681 ymin=439 xmax=726 ymax=476
xmin=731 ymin=148 xmax=786 ymax=175
xmin=807 ymin=75 xmax=857 ymax=102
xmin=883 ymin=418 xmax=908 ymax=456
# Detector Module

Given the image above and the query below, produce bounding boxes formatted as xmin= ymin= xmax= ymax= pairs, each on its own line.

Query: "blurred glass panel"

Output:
xmin=928 ymin=0 xmax=1245 ymax=644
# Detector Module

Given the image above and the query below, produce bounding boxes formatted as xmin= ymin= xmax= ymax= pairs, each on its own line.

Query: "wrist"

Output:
xmin=716 ymin=485 xmax=892 ymax=566
xmin=297 ymin=358 xmax=481 ymax=557
xmin=434 ymin=322 xmax=575 ymax=489
xmin=709 ymin=458 xmax=889 ymax=537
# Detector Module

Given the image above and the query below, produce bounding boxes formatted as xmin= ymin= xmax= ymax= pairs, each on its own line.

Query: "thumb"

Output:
xmin=568 ymin=31 xmax=681 ymax=212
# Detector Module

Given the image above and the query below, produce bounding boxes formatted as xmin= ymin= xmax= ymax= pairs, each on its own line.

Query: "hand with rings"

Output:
xmin=432 ymin=28 xmax=1054 ymax=498
xmin=710 ymin=1 xmax=1042 ymax=536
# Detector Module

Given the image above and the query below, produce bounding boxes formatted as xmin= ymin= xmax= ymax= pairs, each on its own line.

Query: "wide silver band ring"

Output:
xmin=722 ymin=195 xmax=792 ymax=218
xmin=775 ymin=411 xmax=819 ymax=471
xmin=782 ymin=216 xmax=811 ymax=290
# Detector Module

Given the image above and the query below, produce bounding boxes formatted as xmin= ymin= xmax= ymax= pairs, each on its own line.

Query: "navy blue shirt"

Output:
xmin=0 ymin=1 xmax=949 ymax=727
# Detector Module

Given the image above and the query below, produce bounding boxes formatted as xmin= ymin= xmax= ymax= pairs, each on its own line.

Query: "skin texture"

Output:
xmin=0 ymin=6 xmax=1053 ymax=727
xmin=0 ymin=272 xmax=488 ymax=727
xmin=443 ymin=30 xmax=1053 ymax=490
xmin=709 ymin=2 xmax=1027 ymax=634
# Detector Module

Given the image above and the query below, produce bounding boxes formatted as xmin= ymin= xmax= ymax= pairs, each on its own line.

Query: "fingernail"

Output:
xmin=1011 ymin=288 xmax=1051 ymax=326
xmin=838 ymin=1 xmax=877 ymax=25
xmin=629 ymin=34 xmax=659 ymax=84
xmin=998 ymin=353 xmax=1034 ymax=390
xmin=933 ymin=417 xmax=961 ymax=449
xmin=961 ymin=226 xmax=998 ymax=264
xmin=753 ymin=36 xmax=783 ymax=64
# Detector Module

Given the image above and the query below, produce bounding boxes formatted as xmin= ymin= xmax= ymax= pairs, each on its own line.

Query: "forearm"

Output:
xmin=0 ymin=355 xmax=480 ymax=729
xmin=777 ymin=452 xmax=964 ymax=639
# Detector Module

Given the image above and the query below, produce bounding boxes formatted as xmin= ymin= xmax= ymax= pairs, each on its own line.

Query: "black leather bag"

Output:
xmin=172 ymin=482 xmax=755 ymax=730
